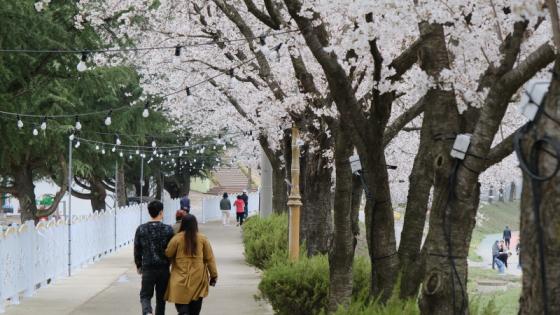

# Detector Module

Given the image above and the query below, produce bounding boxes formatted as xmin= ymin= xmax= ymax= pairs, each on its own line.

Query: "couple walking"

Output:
xmin=219 ymin=190 xmax=248 ymax=226
xmin=134 ymin=200 xmax=218 ymax=315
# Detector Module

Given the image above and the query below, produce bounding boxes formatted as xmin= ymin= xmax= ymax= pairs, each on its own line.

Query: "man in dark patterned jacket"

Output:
xmin=134 ymin=200 xmax=174 ymax=315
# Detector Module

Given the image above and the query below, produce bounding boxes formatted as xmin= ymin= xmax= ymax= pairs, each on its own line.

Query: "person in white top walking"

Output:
xmin=219 ymin=192 xmax=232 ymax=226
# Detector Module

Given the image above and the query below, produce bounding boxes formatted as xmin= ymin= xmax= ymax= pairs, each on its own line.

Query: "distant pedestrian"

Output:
xmin=165 ymin=214 xmax=218 ymax=315
xmin=220 ymin=193 xmax=232 ymax=226
xmin=241 ymin=189 xmax=249 ymax=219
xmin=173 ymin=210 xmax=187 ymax=234
xmin=516 ymin=242 xmax=521 ymax=268
xmin=234 ymin=195 xmax=246 ymax=226
xmin=134 ymin=200 xmax=174 ymax=315
xmin=503 ymin=226 xmax=512 ymax=249
xmin=492 ymin=240 xmax=500 ymax=270
xmin=180 ymin=193 xmax=191 ymax=213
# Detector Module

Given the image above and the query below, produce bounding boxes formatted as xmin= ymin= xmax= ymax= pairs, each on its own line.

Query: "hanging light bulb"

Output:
xmin=129 ymin=155 xmax=133 ymax=160
xmin=77 ymin=52 xmax=88 ymax=72
xmin=136 ymin=149 xmax=140 ymax=155
xmin=153 ymin=149 xmax=157 ymax=155
xmin=75 ymin=141 xmax=81 ymax=148
xmin=179 ymin=150 xmax=184 ymax=156
xmin=213 ymin=145 xmax=216 ymax=150
xmin=101 ymin=148 xmax=106 ymax=155
xmin=112 ymin=146 xmax=116 ymax=153
xmin=194 ymin=158 xmax=197 ymax=163
xmin=258 ymin=35 xmax=271 ymax=57
xmin=75 ymin=116 xmax=82 ymax=131
xmin=40 ymin=116 xmax=47 ymax=130
xmin=142 ymin=102 xmax=150 ymax=118
xmin=228 ymin=69 xmax=236 ymax=89
xmin=184 ymin=140 xmax=190 ymax=147
xmin=151 ymin=139 xmax=157 ymax=148
xmin=32 ymin=125 xmax=38 ymax=136
xmin=201 ymin=146 xmax=205 ymax=153
xmin=223 ymin=144 xmax=227 ymax=150
xmin=115 ymin=134 xmax=121 ymax=146
xmin=69 ymin=133 xmax=75 ymax=141
xmin=186 ymin=87 xmax=194 ymax=106
xmin=104 ymin=110 xmax=112 ymax=126
xmin=119 ymin=151 xmax=124 ymax=157
xmin=95 ymin=145 xmax=100 ymax=151
xmin=17 ymin=115 xmax=23 ymax=129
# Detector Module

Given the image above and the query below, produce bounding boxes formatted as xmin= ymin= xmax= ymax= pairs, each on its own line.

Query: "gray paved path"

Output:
xmin=4 ymin=222 xmax=272 ymax=315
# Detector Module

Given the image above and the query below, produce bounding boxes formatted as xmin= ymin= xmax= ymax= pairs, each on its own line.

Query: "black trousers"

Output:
xmin=236 ymin=213 xmax=244 ymax=225
xmin=505 ymin=238 xmax=511 ymax=248
xmin=140 ymin=268 xmax=169 ymax=315
xmin=175 ymin=299 xmax=203 ymax=315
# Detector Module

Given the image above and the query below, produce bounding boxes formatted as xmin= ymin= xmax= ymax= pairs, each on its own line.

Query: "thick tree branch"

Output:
xmin=484 ymin=129 xmax=519 ymax=170
xmin=383 ymin=97 xmax=427 ymax=147
xmin=243 ymin=0 xmax=281 ymax=29
xmin=387 ymin=38 xmax=422 ymax=81
xmin=71 ymin=189 xmax=92 ymax=200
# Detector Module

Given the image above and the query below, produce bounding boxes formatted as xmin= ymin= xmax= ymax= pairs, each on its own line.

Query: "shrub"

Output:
xmin=242 ymin=214 xmax=288 ymax=269
xmin=258 ymin=255 xmax=371 ymax=315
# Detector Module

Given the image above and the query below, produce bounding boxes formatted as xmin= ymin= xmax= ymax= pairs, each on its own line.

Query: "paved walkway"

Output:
xmin=3 ymin=222 xmax=272 ymax=315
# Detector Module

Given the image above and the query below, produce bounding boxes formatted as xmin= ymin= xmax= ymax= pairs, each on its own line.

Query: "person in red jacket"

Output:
xmin=234 ymin=195 xmax=246 ymax=226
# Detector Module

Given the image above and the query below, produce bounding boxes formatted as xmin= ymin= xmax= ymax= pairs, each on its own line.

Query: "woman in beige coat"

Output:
xmin=165 ymin=214 xmax=218 ymax=315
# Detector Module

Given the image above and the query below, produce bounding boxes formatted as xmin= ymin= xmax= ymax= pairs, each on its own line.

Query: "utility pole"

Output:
xmin=260 ymin=147 xmax=273 ymax=218
xmin=67 ymin=138 xmax=73 ymax=277
xmin=287 ymin=126 xmax=302 ymax=261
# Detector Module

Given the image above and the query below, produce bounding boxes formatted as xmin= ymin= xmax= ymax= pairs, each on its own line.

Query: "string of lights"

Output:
xmin=0 ymin=30 xmax=298 ymax=55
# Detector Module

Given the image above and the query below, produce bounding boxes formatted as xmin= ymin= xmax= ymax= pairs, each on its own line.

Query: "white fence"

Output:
xmin=200 ymin=193 xmax=260 ymax=223
xmin=0 ymin=199 xmax=180 ymax=313
xmin=0 ymin=194 xmax=261 ymax=312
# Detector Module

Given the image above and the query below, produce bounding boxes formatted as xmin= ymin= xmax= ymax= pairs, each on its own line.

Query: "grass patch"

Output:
xmin=468 ymin=267 xmax=521 ymax=315
xmin=468 ymin=201 xmax=520 ymax=261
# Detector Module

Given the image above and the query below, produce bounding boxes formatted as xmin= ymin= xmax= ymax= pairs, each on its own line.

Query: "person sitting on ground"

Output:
xmin=219 ymin=192 xmax=232 ymax=226
xmin=234 ymin=195 xmax=246 ymax=226
xmin=134 ymin=200 xmax=175 ymax=315
xmin=173 ymin=210 xmax=187 ymax=234
xmin=165 ymin=214 xmax=218 ymax=315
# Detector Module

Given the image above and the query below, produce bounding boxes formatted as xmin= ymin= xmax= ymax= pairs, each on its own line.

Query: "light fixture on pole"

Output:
xmin=104 ymin=110 xmax=112 ymax=126
xmin=142 ymin=101 xmax=150 ymax=118
xmin=17 ymin=115 xmax=23 ymax=129
xmin=186 ymin=87 xmax=194 ymax=106
xmin=40 ymin=116 xmax=47 ymax=130
xmin=75 ymin=116 xmax=82 ymax=130
xmin=77 ymin=51 xmax=88 ymax=72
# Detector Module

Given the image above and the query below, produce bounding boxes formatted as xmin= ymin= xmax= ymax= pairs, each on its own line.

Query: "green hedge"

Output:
xmin=258 ymin=255 xmax=371 ymax=315
xmin=242 ymin=214 xmax=288 ymax=269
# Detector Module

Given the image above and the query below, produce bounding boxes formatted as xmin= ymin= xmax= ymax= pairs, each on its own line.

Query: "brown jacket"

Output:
xmin=165 ymin=232 xmax=218 ymax=304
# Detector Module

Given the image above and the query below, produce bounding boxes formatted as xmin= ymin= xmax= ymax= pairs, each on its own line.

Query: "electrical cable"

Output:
xmin=0 ymin=29 xmax=299 ymax=54
xmin=442 ymin=159 xmax=467 ymax=315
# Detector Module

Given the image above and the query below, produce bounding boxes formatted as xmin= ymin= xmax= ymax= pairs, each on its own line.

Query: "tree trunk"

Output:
xmin=272 ymin=166 xmax=288 ymax=213
xmin=15 ymin=166 xmax=38 ymax=223
xmin=301 ymin=147 xmax=333 ymax=256
xmin=117 ymin=164 xmax=127 ymax=207
xmin=519 ymin=57 xmax=560 ymax=315
xmin=398 ymin=103 xmax=435 ymax=299
xmin=328 ymin=128 xmax=355 ymax=312
xmin=363 ymin=154 xmax=399 ymax=302
xmin=351 ymin=174 xmax=363 ymax=243
xmin=90 ymin=177 xmax=107 ymax=212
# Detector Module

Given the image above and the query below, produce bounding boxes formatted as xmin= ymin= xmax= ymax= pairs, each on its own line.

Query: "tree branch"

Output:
xmin=484 ymin=128 xmax=519 ymax=170
xmin=383 ymin=97 xmax=427 ymax=147
xmin=243 ymin=0 xmax=281 ymax=29
xmin=71 ymin=189 xmax=92 ymax=200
